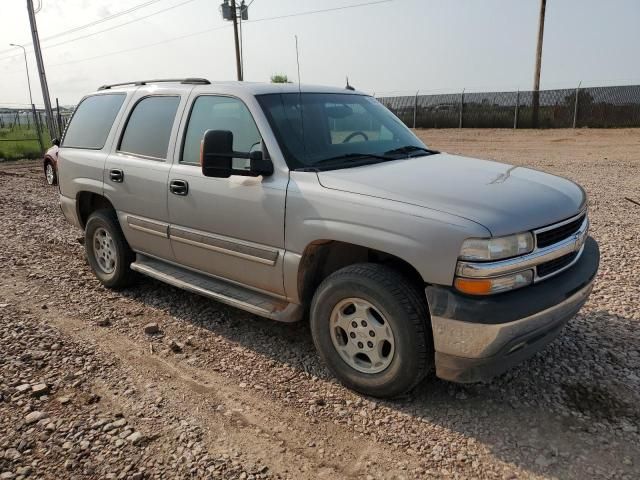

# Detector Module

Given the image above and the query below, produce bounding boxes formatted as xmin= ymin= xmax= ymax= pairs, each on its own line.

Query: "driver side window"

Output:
xmin=182 ymin=95 xmax=262 ymax=169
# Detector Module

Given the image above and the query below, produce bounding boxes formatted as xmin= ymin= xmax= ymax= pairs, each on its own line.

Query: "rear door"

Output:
xmin=104 ymin=87 xmax=188 ymax=261
xmin=58 ymin=93 xmax=128 ymax=204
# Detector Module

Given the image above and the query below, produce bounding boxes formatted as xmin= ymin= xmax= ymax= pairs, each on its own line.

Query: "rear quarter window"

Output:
xmin=62 ymin=94 xmax=126 ymax=149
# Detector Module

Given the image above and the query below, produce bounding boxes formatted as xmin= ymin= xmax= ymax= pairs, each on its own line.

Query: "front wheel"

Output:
xmin=310 ymin=263 xmax=433 ymax=398
xmin=85 ymin=210 xmax=135 ymax=289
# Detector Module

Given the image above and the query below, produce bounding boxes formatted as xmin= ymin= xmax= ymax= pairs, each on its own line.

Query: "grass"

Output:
xmin=0 ymin=125 xmax=51 ymax=160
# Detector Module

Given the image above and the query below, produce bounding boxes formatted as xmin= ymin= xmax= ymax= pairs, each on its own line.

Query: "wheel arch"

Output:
xmin=295 ymin=239 xmax=425 ymax=306
xmin=43 ymin=155 xmax=56 ymax=171
xmin=76 ymin=191 xmax=116 ymax=229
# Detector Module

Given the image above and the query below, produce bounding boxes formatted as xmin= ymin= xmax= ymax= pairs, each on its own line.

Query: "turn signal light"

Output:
xmin=454 ymin=270 xmax=533 ymax=295
xmin=454 ymin=278 xmax=493 ymax=295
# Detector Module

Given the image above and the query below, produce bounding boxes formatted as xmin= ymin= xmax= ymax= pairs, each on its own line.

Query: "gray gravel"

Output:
xmin=1 ymin=129 xmax=639 ymax=479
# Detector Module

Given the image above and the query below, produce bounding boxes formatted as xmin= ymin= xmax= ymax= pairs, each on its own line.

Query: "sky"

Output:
xmin=1 ymin=0 xmax=639 ymax=107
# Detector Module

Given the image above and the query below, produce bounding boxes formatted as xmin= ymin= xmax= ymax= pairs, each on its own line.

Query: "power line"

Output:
xmin=38 ymin=0 xmax=201 ymax=52
xmin=245 ymin=0 xmax=393 ymax=24
xmin=2 ymin=0 xmax=393 ymax=69
xmin=0 ymin=0 xmax=167 ymax=56
xmin=0 ymin=0 xmax=201 ymax=61
xmin=40 ymin=0 xmax=167 ymax=42
xmin=47 ymin=24 xmax=231 ymax=68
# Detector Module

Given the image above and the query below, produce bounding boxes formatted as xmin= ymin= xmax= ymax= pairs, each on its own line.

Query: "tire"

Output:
xmin=44 ymin=161 xmax=57 ymax=186
xmin=84 ymin=209 xmax=135 ymax=289
xmin=310 ymin=263 xmax=433 ymax=398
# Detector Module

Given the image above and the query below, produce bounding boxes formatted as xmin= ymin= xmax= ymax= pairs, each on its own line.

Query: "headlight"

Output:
xmin=459 ymin=232 xmax=534 ymax=261
xmin=454 ymin=270 xmax=533 ymax=295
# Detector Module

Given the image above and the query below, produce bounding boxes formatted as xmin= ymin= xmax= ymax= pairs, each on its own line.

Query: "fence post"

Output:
xmin=413 ymin=90 xmax=419 ymax=129
xmin=459 ymin=89 xmax=465 ymax=128
xmin=56 ymin=97 xmax=63 ymax=138
xmin=513 ymin=89 xmax=520 ymax=130
xmin=572 ymin=81 xmax=581 ymax=128
xmin=514 ymin=89 xmax=520 ymax=129
xmin=31 ymin=104 xmax=45 ymax=155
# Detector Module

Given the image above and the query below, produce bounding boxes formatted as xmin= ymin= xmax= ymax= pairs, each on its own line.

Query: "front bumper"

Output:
xmin=426 ymin=236 xmax=599 ymax=383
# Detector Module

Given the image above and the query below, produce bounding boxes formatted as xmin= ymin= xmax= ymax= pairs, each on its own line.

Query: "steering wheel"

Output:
xmin=342 ymin=131 xmax=369 ymax=143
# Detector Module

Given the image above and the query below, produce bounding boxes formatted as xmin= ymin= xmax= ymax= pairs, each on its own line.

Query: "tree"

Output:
xmin=270 ymin=74 xmax=291 ymax=84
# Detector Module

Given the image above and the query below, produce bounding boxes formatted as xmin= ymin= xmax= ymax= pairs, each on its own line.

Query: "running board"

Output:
xmin=130 ymin=255 xmax=302 ymax=323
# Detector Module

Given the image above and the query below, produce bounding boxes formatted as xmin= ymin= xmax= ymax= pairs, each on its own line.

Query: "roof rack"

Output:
xmin=98 ymin=78 xmax=211 ymax=91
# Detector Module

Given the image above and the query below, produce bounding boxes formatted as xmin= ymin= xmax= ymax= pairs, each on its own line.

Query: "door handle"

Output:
xmin=109 ymin=169 xmax=124 ymax=183
xmin=169 ymin=179 xmax=189 ymax=196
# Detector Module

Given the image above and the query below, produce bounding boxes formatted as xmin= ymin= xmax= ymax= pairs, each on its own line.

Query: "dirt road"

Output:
xmin=1 ymin=129 xmax=639 ymax=479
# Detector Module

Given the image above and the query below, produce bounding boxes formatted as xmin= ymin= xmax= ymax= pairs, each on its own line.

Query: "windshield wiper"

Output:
xmin=304 ymin=152 xmax=392 ymax=170
xmin=383 ymin=145 xmax=439 ymax=157
xmin=317 ymin=152 xmax=391 ymax=163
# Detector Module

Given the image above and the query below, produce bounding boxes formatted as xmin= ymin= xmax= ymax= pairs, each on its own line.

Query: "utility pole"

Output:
xmin=230 ymin=0 xmax=242 ymax=80
xmin=221 ymin=0 xmax=247 ymax=81
xmin=531 ymin=0 xmax=546 ymax=128
xmin=26 ymin=0 xmax=56 ymax=138
xmin=238 ymin=0 xmax=247 ymax=78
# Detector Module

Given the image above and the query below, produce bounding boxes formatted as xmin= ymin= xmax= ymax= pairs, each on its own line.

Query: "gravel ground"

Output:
xmin=1 ymin=128 xmax=639 ymax=479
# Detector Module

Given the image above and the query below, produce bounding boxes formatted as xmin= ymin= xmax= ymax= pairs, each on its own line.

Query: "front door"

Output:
xmin=167 ymin=94 xmax=287 ymax=296
xmin=104 ymin=88 xmax=185 ymax=261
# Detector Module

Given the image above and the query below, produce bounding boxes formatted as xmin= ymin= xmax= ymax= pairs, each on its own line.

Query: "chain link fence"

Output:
xmin=378 ymin=84 xmax=640 ymax=129
xmin=0 ymin=107 xmax=71 ymax=160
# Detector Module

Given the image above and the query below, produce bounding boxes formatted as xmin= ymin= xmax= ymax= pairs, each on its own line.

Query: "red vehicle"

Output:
xmin=43 ymin=139 xmax=60 ymax=185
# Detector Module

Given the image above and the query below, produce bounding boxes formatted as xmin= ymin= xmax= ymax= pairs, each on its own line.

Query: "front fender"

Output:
xmin=284 ymin=172 xmax=489 ymax=300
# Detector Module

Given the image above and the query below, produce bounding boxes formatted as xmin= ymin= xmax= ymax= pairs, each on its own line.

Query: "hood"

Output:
xmin=316 ymin=153 xmax=586 ymax=236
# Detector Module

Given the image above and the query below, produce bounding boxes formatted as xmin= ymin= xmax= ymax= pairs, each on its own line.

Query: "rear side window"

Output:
xmin=62 ymin=94 xmax=125 ymax=149
xmin=119 ymin=96 xmax=180 ymax=159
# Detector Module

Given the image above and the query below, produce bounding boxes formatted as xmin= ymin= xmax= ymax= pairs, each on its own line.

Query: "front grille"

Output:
xmin=536 ymin=251 xmax=578 ymax=278
xmin=536 ymin=214 xmax=585 ymax=249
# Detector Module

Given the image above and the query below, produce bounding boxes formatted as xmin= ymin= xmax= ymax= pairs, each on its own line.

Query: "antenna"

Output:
xmin=345 ymin=76 xmax=355 ymax=91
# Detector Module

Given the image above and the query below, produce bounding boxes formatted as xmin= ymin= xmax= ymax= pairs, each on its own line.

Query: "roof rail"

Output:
xmin=97 ymin=78 xmax=211 ymax=91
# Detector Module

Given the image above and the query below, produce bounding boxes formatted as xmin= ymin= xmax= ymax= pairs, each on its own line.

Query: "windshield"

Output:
xmin=257 ymin=93 xmax=428 ymax=170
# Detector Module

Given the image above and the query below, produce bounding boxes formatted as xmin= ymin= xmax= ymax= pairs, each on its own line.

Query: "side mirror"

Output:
xmin=201 ymin=130 xmax=273 ymax=178
xmin=52 ymin=138 xmax=60 ymax=146
xmin=201 ymin=130 xmax=233 ymax=178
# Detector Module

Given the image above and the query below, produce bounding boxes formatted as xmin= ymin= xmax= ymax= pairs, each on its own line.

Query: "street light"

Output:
xmin=9 ymin=43 xmax=34 ymax=107
xmin=10 ymin=42 xmax=44 ymax=154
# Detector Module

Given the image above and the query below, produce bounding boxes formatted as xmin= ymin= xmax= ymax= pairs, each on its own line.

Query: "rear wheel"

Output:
xmin=85 ymin=210 xmax=135 ymax=289
xmin=310 ymin=263 xmax=433 ymax=398
xmin=44 ymin=162 xmax=57 ymax=185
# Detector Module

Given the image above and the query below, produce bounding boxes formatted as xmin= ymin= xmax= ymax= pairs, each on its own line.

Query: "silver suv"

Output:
xmin=57 ymin=78 xmax=599 ymax=398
